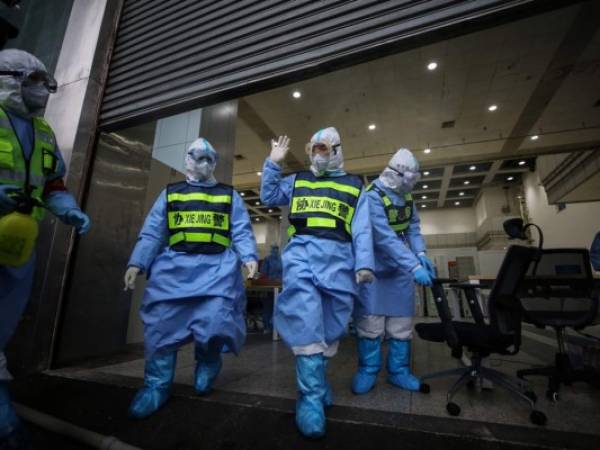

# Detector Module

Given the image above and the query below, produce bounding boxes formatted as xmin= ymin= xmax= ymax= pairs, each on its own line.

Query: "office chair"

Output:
xmin=415 ymin=245 xmax=547 ymax=426
xmin=516 ymin=248 xmax=599 ymax=402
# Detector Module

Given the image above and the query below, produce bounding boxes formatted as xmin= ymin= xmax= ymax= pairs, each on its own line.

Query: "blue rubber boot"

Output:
xmin=295 ymin=354 xmax=326 ymax=438
xmin=322 ymin=358 xmax=333 ymax=408
xmin=128 ymin=352 xmax=177 ymax=419
xmin=351 ymin=337 xmax=382 ymax=395
xmin=194 ymin=344 xmax=223 ymax=395
xmin=386 ymin=339 xmax=421 ymax=391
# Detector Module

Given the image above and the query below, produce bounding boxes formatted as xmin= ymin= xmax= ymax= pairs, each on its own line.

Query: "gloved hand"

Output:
xmin=0 ymin=184 xmax=20 ymax=213
xmin=355 ymin=269 xmax=375 ymax=284
xmin=418 ymin=254 xmax=436 ymax=276
xmin=245 ymin=260 xmax=258 ymax=279
xmin=413 ymin=266 xmax=433 ymax=286
xmin=66 ymin=209 xmax=91 ymax=235
xmin=269 ymin=135 xmax=290 ymax=164
xmin=123 ymin=266 xmax=141 ymax=291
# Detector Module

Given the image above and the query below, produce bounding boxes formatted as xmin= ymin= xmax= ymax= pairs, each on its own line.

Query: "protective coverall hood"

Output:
xmin=306 ymin=127 xmax=344 ymax=177
xmin=185 ymin=138 xmax=218 ymax=183
xmin=379 ymin=148 xmax=421 ymax=194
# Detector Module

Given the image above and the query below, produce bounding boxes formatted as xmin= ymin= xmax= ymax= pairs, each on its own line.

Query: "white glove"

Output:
xmin=245 ymin=260 xmax=258 ymax=279
xmin=355 ymin=269 xmax=375 ymax=284
xmin=269 ymin=135 xmax=290 ymax=164
xmin=123 ymin=266 xmax=141 ymax=291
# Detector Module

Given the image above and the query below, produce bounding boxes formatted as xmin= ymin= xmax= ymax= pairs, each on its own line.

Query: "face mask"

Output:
xmin=21 ymin=83 xmax=49 ymax=111
xmin=185 ymin=155 xmax=214 ymax=181
xmin=380 ymin=167 xmax=420 ymax=194
xmin=312 ymin=154 xmax=331 ymax=174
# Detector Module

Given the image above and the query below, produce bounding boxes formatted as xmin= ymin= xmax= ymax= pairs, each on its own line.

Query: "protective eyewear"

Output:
xmin=0 ymin=69 xmax=58 ymax=93
xmin=305 ymin=141 xmax=340 ymax=155
xmin=387 ymin=165 xmax=421 ymax=182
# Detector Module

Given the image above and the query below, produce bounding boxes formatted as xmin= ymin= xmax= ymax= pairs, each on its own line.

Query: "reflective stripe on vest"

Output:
xmin=288 ymin=171 xmax=362 ymax=242
xmin=367 ymin=183 xmax=413 ymax=233
xmin=166 ymin=181 xmax=233 ymax=254
xmin=0 ymin=107 xmax=59 ymax=220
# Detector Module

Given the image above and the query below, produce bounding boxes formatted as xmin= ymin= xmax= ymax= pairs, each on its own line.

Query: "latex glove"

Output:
xmin=66 ymin=209 xmax=91 ymax=235
xmin=269 ymin=135 xmax=290 ymax=164
xmin=418 ymin=254 xmax=436 ymax=276
xmin=413 ymin=266 xmax=433 ymax=287
xmin=245 ymin=260 xmax=258 ymax=279
xmin=355 ymin=269 xmax=375 ymax=284
xmin=0 ymin=184 xmax=20 ymax=213
xmin=123 ymin=266 xmax=141 ymax=291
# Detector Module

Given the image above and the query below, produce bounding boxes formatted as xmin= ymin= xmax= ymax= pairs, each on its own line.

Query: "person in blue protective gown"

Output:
xmin=259 ymin=244 xmax=282 ymax=333
xmin=352 ymin=148 xmax=435 ymax=396
xmin=260 ymin=128 xmax=375 ymax=438
xmin=123 ymin=138 xmax=258 ymax=419
xmin=0 ymin=49 xmax=90 ymax=449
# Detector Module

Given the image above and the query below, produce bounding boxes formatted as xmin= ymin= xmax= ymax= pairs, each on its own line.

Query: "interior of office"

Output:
xmin=47 ymin=2 xmax=600 ymax=438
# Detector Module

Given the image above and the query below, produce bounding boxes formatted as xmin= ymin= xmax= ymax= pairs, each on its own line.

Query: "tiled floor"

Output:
xmin=54 ymin=321 xmax=600 ymax=436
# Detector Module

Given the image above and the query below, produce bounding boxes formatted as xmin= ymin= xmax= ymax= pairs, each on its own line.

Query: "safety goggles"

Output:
xmin=0 ymin=69 xmax=58 ymax=93
xmin=305 ymin=141 xmax=340 ymax=156
xmin=387 ymin=165 xmax=421 ymax=182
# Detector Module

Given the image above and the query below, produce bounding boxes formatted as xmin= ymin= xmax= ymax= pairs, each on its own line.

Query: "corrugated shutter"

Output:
xmin=100 ymin=0 xmax=537 ymax=129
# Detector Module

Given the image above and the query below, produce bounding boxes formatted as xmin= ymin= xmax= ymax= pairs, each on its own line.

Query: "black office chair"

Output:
xmin=415 ymin=245 xmax=547 ymax=426
xmin=516 ymin=248 xmax=599 ymax=401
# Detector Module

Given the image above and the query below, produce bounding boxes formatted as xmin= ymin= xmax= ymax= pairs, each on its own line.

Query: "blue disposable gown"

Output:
xmin=0 ymin=111 xmax=76 ymax=352
xmin=260 ymin=158 xmax=374 ymax=348
xmin=261 ymin=250 xmax=282 ymax=280
xmin=355 ymin=179 xmax=426 ymax=318
xmin=127 ymin=181 xmax=257 ymax=358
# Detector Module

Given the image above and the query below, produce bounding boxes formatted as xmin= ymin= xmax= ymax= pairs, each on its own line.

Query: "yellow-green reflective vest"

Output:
xmin=166 ymin=181 xmax=233 ymax=254
xmin=367 ymin=183 xmax=413 ymax=234
xmin=288 ymin=171 xmax=363 ymax=242
xmin=0 ymin=106 xmax=59 ymax=220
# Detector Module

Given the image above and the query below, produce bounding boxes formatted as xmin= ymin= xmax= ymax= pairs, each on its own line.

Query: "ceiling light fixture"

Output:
xmin=507 ymin=176 xmax=514 ymax=181
xmin=424 ymin=148 xmax=431 ymax=154
xmin=423 ymin=184 xmax=429 ymax=189
xmin=255 ymin=201 xmax=260 ymax=205
xmin=292 ymin=90 xmax=301 ymax=99
xmin=427 ymin=61 xmax=438 ymax=71
xmin=368 ymin=124 xmax=376 ymax=131
xmin=424 ymin=171 xmax=430 ymax=176
xmin=469 ymin=165 xmax=476 ymax=171
xmin=256 ymin=171 xmax=262 ymax=176
xmin=422 ymin=204 xmax=427 ymax=208
xmin=464 ymin=180 xmax=470 ymax=185
xmin=454 ymin=201 xmax=461 ymax=206
xmin=518 ymin=160 xmax=526 ymax=166
xmin=240 ymin=192 xmax=245 ymax=197
xmin=488 ymin=104 xmax=498 ymax=112
xmin=459 ymin=192 xmax=465 ymax=196
xmin=255 ymin=217 xmax=260 ymax=222
xmin=530 ymin=135 xmax=539 ymax=141
xmin=422 ymin=195 xmax=427 ymax=199
xmin=268 ymin=209 xmax=273 ymax=213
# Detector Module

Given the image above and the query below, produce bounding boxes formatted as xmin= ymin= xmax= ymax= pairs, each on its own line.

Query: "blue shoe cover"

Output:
xmin=295 ymin=354 xmax=326 ymax=438
xmin=128 ymin=352 xmax=176 ymax=419
xmin=194 ymin=345 xmax=223 ymax=395
xmin=322 ymin=358 xmax=333 ymax=408
xmin=386 ymin=339 xmax=421 ymax=392
xmin=351 ymin=337 xmax=381 ymax=395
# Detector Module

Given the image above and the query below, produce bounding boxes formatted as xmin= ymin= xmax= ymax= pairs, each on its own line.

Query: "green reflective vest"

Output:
xmin=367 ymin=183 xmax=413 ymax=234
xmin=0 ymin=106 xmax=59 ymax=220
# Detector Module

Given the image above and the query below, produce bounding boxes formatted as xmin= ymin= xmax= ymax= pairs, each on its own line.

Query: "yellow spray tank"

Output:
xmin=0 ymin=195 xmax=40 ymax=267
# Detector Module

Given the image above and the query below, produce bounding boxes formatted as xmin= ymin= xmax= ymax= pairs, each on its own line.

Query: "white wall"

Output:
xmin=419 ymin=208 xmax=477 ymax=235
xmin=524 ymin=171 xmax=600 ymax=249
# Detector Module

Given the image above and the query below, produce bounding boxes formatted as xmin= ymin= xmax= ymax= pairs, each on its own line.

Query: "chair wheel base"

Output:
xmin=530 ymin=410 xmax=547 ymax=426
xmin=546 ymin=390 xmax=559 ymax=402
xmin=419 ymin=383 xmax=430 ymax=394
xmin=446 ymin=402 xmax=461 ymax=416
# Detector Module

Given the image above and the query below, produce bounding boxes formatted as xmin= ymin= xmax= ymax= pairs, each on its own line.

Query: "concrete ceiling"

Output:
xmin=232 ymin=1 xmax=600 ymax=220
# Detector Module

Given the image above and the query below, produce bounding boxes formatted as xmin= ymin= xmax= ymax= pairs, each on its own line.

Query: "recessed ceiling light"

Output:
xmin=488 ymin=104 xmax=498 ymax=111
xmin=424 ymin=171 xmax=430 ymax=176
xmin=518 ymin=160 xmax=526 ymax=166
xmin=255 ymin=201 xmax=260 ymax=205
xmin=279 ymin=216 xmax=282 ymax=220
xmin=268 ymin=209 xmax=273 ymax=213
xmin=256 ymin=171 xmax=262 ymax=176
xmin=292 ymin=90 xmax=301 ymax=99
xmin=530 ymin=135 xmax=539 ymax=140
xmin=240 ymin=192 xmax=245 ymax=197
xmin=422 ymin=204 xmax=427 ymax=208
xmin=507 ymin=176 xmax=514 ymax=181
xmin=427 ymin=61 xmax=438 ymax=71
xmin=368 ymin=124 xmax=376 ymax=131
xmin=464 ymin=180 xmax=470 ymax=185
xmin=459 ymin=192 xmax=465 ymax=196
xmin=469 ymin=165 xmax=476 ymax=171
xmin=423 ymin=184 xmax=429 ymax=189
xmin=255 ymin=217 xmax=260 ymax=222
xmin=517 ymin=195 xmax=522 ymax=199
xmin=422 ymin=195 xmax=427 ymax=199
xmin=424 ymin=148 xmax=431 ymax=154
xmin=454 ymin=201 xmax=461 ymax=206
